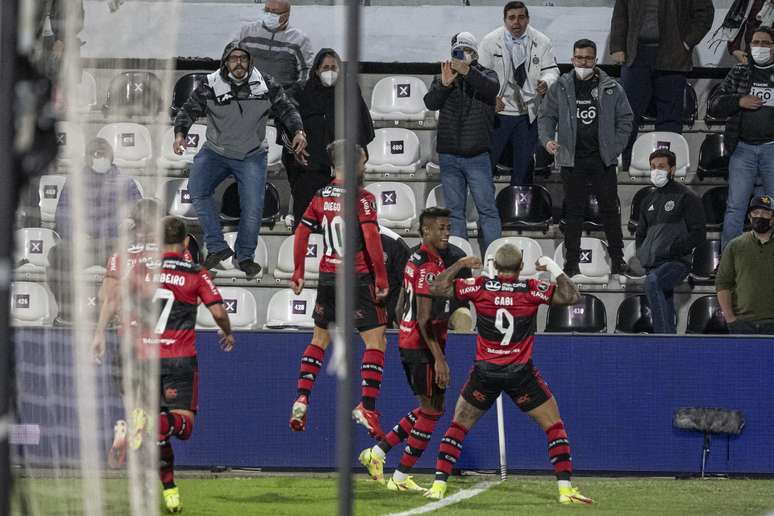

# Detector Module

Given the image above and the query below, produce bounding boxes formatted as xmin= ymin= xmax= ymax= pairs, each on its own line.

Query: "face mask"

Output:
xmin=91 ymin=157 xmax=111 ymax=174
xmin=320 ymin=70 xmax=338 ymax=87
xmin=750 ymin=46 xmax=772 ymax=65
xmin=574 ymin=66 xmax=594 ymax=80
xmin=650 ymin=168 xmax=669 ymax=188
xmin=751 ymin=216 xmax=772 ymax=233
xmin=263 ymin=11 xmax=282 ymax=30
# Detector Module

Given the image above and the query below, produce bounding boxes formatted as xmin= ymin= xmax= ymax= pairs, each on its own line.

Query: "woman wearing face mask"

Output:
xmin=281 ymin=48 xmax=375 ymax=230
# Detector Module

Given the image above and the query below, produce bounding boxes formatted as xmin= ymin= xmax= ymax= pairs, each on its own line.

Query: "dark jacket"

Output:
xmin=609 ymin=0 xmax=715 ymax=72
xmin=424 ymin=62 xmax=499 ymax=157
xmin=708 ymin=62 xmax=757 ymax=154
xmin=381 ymin=226 xmax=412 ymax=328
xmin=635 ymin=180 xmax=706 ymax=269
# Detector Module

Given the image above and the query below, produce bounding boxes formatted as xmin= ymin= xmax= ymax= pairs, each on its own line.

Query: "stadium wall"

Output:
xmin=13 ymin=330 xmax=774 ymax=475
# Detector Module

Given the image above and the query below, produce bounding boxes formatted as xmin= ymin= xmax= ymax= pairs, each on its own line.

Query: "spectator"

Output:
xmin=479 ymin=1 xmax=559 ymax=186
xmin=173 ymin=40 xmax=306 ymax=279
xmin=424 ymin=32 xmax=502 ymax=253
xmin=36 ymin=0 xmax=84 ymax=79
xmin=237 ymin=0 xmax=314 ymax=99
xmin=716 ymin=195 xmax=774 ymax=334
xmin=635 ymin=149 xmax=706 ymax=334
xmin=610 ymin=0 xmax=714 ymax=171
xmin=709 ymin=26 xmax=774 ymax=250
xmin=380 ymin=226 xmax=412 ymax=329
xmin=284 ymin=48 xmax=374 ymax=230
xmin=538 ymin=39 xmax=632 ymax=277
xmin=711 ymin=0 xmax=773 ymax=64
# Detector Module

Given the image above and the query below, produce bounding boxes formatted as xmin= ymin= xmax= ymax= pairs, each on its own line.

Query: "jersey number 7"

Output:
xmin=152 ymin=288 xmax=175 ymax=335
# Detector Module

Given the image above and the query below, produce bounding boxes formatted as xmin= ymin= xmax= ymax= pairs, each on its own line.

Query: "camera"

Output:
xmin=451 ymin=48 xmax=465 ymax=60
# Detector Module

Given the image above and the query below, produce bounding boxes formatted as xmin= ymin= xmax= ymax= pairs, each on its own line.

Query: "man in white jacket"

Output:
xmin=479 ymin=1 xmax=559 ymax=185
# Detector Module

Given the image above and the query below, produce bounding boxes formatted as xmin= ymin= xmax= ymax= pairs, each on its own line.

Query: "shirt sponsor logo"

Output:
xmin=664 ymin=200 xmax=675 ymax=212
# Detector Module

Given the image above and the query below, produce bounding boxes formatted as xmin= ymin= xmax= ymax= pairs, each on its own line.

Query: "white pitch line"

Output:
xmin=384 ymin=480 xmax=499 ymax=516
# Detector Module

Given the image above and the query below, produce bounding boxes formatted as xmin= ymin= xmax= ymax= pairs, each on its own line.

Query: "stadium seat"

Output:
xmin=187 ymin=233 xmax=202 ymax=265
xmin=38 ymin=175 xmax=67 ymax=225
xmin=96 ymin=123 xmax=153 ymax=169
xmin=620 ymin=240 xmax=646 ymax=285
xmin=641 ymin=82 xmax=698 ymax=127
xmin=425 ymin=185 xmax=478 ymax=230
xmin=210 ymin=233 xmax=269 ymax=280
xmin=627 ymin=186 xmax=656 ymax=234
xmin=264 ymin=288 xmax=317 ymax=329
xmin=697 ymin=134 xmax=729 ymax=181
xmin=425 ymin=161 xmax=440 ymax=177
xmin=365 ymin=182 xmax=417 ymax=229
xmin=219 ymin=181 xmax=282 ymax=228
xmin=448 ymin=236 xmax=475 ymax=257
xmin=103 ymin=71 xmax=164 ymax=117
xmin=615 ymin=294 xmax=654 ymax=334
xmin=11 ymin=282 xmax=58 ymax=327
xmin=544 ymin=294 xmax=606 ymax=333
xmin=274 ymin=233 xmax=324 ymax=281
xmin=370 ymin=76 xmax=429 ymax=122
xmin=160 ymin=178 xmax=197 ymax=220
xmin=14 ymin=228 xmax=60 ymax=274
xmin=553 ymin=237 xmax=611 ymax=284
xmin=689 ymin=240 xmax=721 ymax=286
xmin=265 ymin=125 xmax=284 ymax=170
xmin=54 ymin=122 xmax=86 ymax=169
xmin=495 ymin=185 xmax=553 ymax=232
xmin=170 ymin=72 xmax=208 ymax=117
xmin=156 ymin=123 xmax=206 ymax=170
xmin=74 ymin=71 xmax=98 ymax=113
xmin=483 ymin=236 xmax=543 ymax=279
xmin=630 ymin=132 xmax=690 ymax=179
xmin=365 ymin=128 xmax=422 ymax=175
xmin=702 ymin=187 xmax=727 ymax=231
xmin=196 ymin=287 xmax=257 ymax=330
xmin=560 ymin=193 xmax=621 ymax=233
xmin=705 ymin=82 xmax=729 ymax=126
xmin=686 ymin=295 xmax=728 ymax=334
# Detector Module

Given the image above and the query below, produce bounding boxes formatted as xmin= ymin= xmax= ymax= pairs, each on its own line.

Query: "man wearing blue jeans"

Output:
xmin=710 ymin=27 xmax=774 ymax=249
xmin=424 ymin=32 xmax=502 ymax=253
xmin=635 ymin=149 xmax=705 ymax=333
xmin=174 ymin=40 xmax=306 ymax=278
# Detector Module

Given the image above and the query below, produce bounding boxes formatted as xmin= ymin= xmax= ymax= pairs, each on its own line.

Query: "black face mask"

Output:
xmin=751 ymin=216 xmax=772 ymax=233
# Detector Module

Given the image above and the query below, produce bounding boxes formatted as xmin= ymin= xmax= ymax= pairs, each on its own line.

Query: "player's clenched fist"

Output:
xmin=290 ymin=276 xmax=304 ymax=295
xmin=535 ymin=256 xmax=564 ymax=277
xmin=459 ymin=256 xmax=483 ymax=269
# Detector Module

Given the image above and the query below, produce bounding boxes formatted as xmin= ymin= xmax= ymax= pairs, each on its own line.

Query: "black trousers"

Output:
xmin=283 ymin=151 xmax=332 ymax=231
xmin=561 ymin=157 xmax=624 ymax=266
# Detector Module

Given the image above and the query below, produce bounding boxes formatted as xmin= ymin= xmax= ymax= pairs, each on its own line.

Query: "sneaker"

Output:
xmin=128 ymin=408 xmax=148 ymax=451
xmin=358 ymin=447 xmax=385 ymax=484
xmin=162 ymin=486 xmax=183 ymax=513
xmin=423 ymin=480 xmax=447 ymax=500
xmin=558 ymin=486 xmax=593 ymax=505
xmin=107 ymin=420 xmax=127 ymax=469
xmin=387 ymin=476 xmax=427 ymax=493
xmin=611 ymin=259 xmax=629 ymax=275
xmin=203 ymin=248 xmax=234 ymax=270
xmin=236 ymin=259 xmax=262 ymax=279
xmin=289 ymin=394 xmax=308 ymax=432
xmin=352 ymin=403 xmax=385 ymax=440
xmin=563 ymin=263 xmax=581 ymax=278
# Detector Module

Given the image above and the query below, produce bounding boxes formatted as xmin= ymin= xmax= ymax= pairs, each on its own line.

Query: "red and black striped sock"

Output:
xmin=297 ymin=344 xmax=326 ymax=398
xmin=397 ymin=408 xmax=441 ymax=473
xmin=435 ymin=421 xmax=468 ymax=482
xmin=159 ymin=412 xmax=193 ymax=442
xmin=159 ymin=441 xmax=175 ymax=489
xmin=360 ymin=349 xmax=384 ymax=411
xmin=379 ymin=407 xmax=421 ymax=453
xmin=546 ymin=421 xmax=572 ymax=481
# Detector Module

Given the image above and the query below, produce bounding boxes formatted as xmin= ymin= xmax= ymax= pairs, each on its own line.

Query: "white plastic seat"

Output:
xmin=15 ymin=228 xmax=60 ymax=274
xmin=75 ymin=71 xmax=98 ymax=113
xmin=630 ymin=132 xmax=690 ymax=178
xmin=553 ymin=237 xmax=611 ymax=285
xmin=38 ymin=175 xmax=68 ymax=225
xmin=196 ymin=287 xmax=257 ymax=330
xmin=264 ymin=288 xmax=317 ymax=329
xmin=265 ymin=125 xmax=284 ymax=169
xmin=365 ymin=182 xmax=417 ymax=229
xmin=11 ymin=282 xmax=58 ymax=327
xmin=620 ymin=240 xmax=646 ymax=285
xmin=160 ymin=178 xmax=197 ymax=220
xmin=54 ymin=122 xmax=86 ymax=169
xmin=96 ymin=123 xmax=153 ymax=169
xmin=425 ymin=184 xmax=478 ymax=230
xmin=365 ymin=128 xmax=422 ymax=175
xmin=370 ymin=76 xmax=429 ymax=121
xmin=484 ymin=237 xmax=544 ymax=280
xmin=156 ymin=123 xmax=206 ymax=170
xmin=273 ymin=233 xmax=324 ymax=281
xmin=211 ymin=233 xmax=269 ymax=280
xmin=448 ymin=235 xmax=475 ymax=257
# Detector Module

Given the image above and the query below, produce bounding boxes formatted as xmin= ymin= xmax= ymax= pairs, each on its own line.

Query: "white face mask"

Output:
xmin=263 ymin=11 xmax=282 ymax=30
xmin=320 ymin=70 xmax=338 ymax=87
xmin=574 ymin=66 xmax=594 ymax=80
xmin=750 ymin=46 xmax=772 ymax=64
xmin=91 ymin=157 xmax=112 ymax=174
xmin=650 ymin=168 xmax=670 ymax=188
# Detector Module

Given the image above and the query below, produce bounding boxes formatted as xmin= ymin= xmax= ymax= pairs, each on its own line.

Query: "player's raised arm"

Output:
xmin=429 ymin=256 xmax=482 ymax=299
xmin=536 ymin=257 xmax=581 ymax=305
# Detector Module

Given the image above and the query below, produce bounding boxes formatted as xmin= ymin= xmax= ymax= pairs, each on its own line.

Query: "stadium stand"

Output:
xmin=274 ymin=233 xmax=324 ymax=281
xmin=170 ymin=72 xmax=208 ymax=117
xmin=365 ymin=128 xmax=422 ymax=175
xmin=219 ymin=181 xmax=283 ymax=228
xmin=156 ymin=123 xmax=207 ymax=170
xmin=74 ymin=71 xmax=98 ymax=114
xmin=615 ymin=294 xmax=655 ymax=334
xmin=448 ymin=235 xmax=475 ymax=257
xmin=495 ymin=185 xmax=553 ymax=232
xmin=196 ymin=286 xmax=258 ymax=330
xmin=697 ymin=133 xmax=729 ymax=181
xmin=37 ymin=175 xmax=67 ymax=226
xmin=552 ymin=237 xmax=611 ymax=285
xmin=96 ymin=123 xmax=153 ymax=169
xmin=544 ymin=293 xmax=607 ymax=333
xmin=629 ymin=131 xmax=691 ymax=179
xmin=425 ymin=184 xmax=478 ymax=230
xmin=14 ymin=228 xmax=60 ymax=276
xmin=701 ymin=186 xmax=727 ymax=231
xmin=689 ymin=240 xmax=722 ymax=287
xmin=369 ymin=76 xmax=429 ymax=122
xmin=10 ymin=282 xmax=58 ymax=327
xmin=102 ymin=70 xmax=164 ymax=117
xmin=160 ymin=178 xmax=197 ymax=220
xmin=686 ymin=295 xmax=728 ymax=335
xmin=54 ymin=121 xmax=86 ymax=169
xmin=364 ymin=182 xmax=417 ymax=229
xmin=264 ymin=288 xmax=316 ymax=329
xmin=483 ymin=236 xmax=543 ymax=280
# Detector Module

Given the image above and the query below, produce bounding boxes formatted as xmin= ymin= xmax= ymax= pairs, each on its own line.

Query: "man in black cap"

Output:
xmin=716 ymin=195 xmax=774 ymax=334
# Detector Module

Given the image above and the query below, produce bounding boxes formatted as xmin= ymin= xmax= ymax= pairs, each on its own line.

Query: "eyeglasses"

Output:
xmin=91 ymin=151 xmax=109 ymax=158
xmin=573 ymin=56 xmax=596 ymax=64
xmin=227 ymin=55 xmax=250 ymax=64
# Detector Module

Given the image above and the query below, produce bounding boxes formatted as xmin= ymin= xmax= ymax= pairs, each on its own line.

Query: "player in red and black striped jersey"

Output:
xmin=358 ymin=207 xmax=482 ymax=492
xmin=423 ymin=244 xmax=594 ymax=505
xmin=289 ymin=140 xmax=390 ymax=439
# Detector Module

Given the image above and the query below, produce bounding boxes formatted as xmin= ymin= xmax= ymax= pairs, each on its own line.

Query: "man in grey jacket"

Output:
xmin=174 ymin=41 xmax=306 ymax=278
xmin=539 ymin=39 xmax=632 ymax=277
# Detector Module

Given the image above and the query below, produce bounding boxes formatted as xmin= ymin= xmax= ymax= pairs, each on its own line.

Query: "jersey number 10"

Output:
xmin=322 ymin=215 xmax=345 ymax=257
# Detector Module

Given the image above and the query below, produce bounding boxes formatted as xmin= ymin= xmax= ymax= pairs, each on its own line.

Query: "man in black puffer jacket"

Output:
xmin=424 ymin=32 xmax=502 ymax=254
xmin=635 ymin=149 xmax=706 ymax=334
